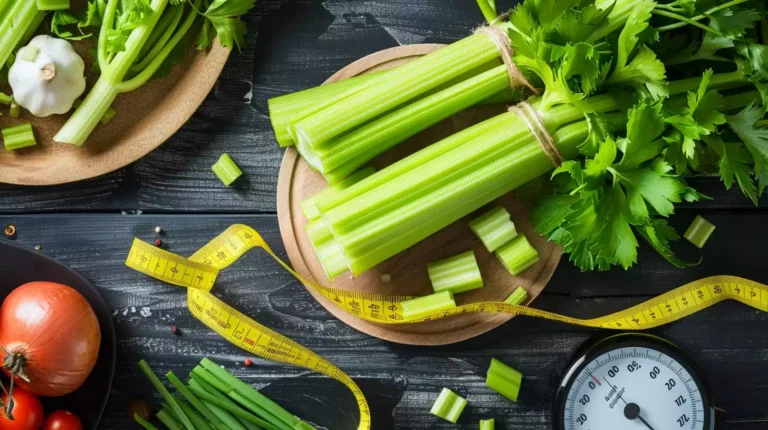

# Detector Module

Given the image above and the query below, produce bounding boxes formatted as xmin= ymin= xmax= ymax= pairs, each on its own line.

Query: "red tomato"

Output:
xmin=0 ymin=388 xmax=43 ymax=430
xmin=43 ymin=410 xmax=83 ymax=430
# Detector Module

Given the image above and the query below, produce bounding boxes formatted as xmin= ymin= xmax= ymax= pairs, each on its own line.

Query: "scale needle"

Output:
xmin=624 ymin=403 xmax=655 ymax=430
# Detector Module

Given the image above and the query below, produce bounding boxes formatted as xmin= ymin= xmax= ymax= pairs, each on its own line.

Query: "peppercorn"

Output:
xmin=4 ymin=225 xmax=16 ymax=239
xmin=244 ymin=359 xmax=253 ymax=367
xmin=155 ymin=239 xmax=163 ymax=247
xmin=171 ymin=326 xmax=180 ymax=335
xmin=155 ymin=226 xmax=163 ymax=234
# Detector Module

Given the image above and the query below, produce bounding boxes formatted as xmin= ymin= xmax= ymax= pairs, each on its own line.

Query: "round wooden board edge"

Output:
xmin=276 ymin=44 xmax=562 ymax=345
xmin=0 ymin=44 xmax=231 ymax=186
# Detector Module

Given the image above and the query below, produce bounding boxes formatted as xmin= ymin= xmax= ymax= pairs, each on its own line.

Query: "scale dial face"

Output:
xmin=555 ymin=334 xmax=715 ymax=430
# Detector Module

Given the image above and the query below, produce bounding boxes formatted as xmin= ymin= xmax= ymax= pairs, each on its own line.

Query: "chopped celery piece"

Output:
xmin=480 ymin=418 xmax=495 ymax=430
xmin=200 ymin=358 xmax=301 ymax=429
xmin=486 ymin=358 xmax=523 ymax=402
xmin=495 ymin=235 xmax=539 ymax=276
xmin=9 ymin=101 xmax=20 ymax=118
xmin=171 ymin=396 xmax=214 ymax=430
xmin=3 ymin=123 xmax=36 ymax=150
xmin=427 ymin=251 xmax=483 ymax=294
xmin=157 ymin=409 xmax=183 ymax=430
xmin=0 ymin=93 xmax=11 ymax=105
xmin=134 ymin=413 xmax=160 ymax=430
xmin=36 ymin=0 xmax=69 ymax=10
xmin=167 ymin=372 xmax=226 ymax=430
xmin=138 ymin=360 xmax=195 ymax=430
xmin=301 ymin=167 xmax=376 ymax=221
xmin=101 ymin=105 xmax=117 ymax=125
xmin=469 ymin=206 xmax=518 ymax=252
xmin=212 ymin=154 xmax=243 ymax=186
xmin=429 ymin=388 xmax=467 ymax=423
xmin=684 ymin=215 xmax=715 ymax=249
xmin=401 ymin=291 xmax=456 ymax=320
xmin=503 ymin=287 xmax=528 ymax=306
xmin=305 ymin=219 xmax=348 ymax=280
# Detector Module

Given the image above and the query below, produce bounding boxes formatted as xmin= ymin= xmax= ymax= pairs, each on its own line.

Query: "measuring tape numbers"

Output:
xmin=125 ymin=224 xmax=768 ymax=429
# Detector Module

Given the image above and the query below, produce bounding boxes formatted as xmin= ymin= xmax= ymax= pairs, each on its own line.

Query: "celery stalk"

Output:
xmin=427 ymin=251 xmax=484 ymax=295
xmin=297 ymin=65 xmax=510 ymax=175
xmin=0 ymin=1 xmax=43 ymax=69
xmin=429 ymin=388 xmax=467 ymax=423
xmin=469 ymin=206 xmax=518 ymax=252
xmin=35 ymin=0 xmax=69 ymax=10
xmin=683 ymin=215 xmax=715 ymax=249
xmin=212 ymin=153 xmax=243 ymax=186
xmin=0 ymin=93 xmax=11 ymax=105
xmin=401 ymin=291 xmax=456 ymax=320
xmin=301 ymin=167 xmax=376 ymax=221
xmin=504 ymin=287 xmax=529 ymax=305
xmin=3 ymin=123 xmax=36 ymax=151
xmin=291 ymin=33 xmax=502 ymax=148
xmin=495 ymin=235 xmax=539 ymax=276
xmin=480 ymin=418 xmax=495 ymax=430
xmin=486 ymin=358 xmax=523 ymax=402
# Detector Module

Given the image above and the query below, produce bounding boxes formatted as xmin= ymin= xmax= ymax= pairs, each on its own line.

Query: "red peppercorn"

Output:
xmin=171 ymin=326 xmax=180 ymax=335
xmin=244 ymin=359 xmax=253 ymax=367
xmin=155 ymin=239 xmax=163 ymax=247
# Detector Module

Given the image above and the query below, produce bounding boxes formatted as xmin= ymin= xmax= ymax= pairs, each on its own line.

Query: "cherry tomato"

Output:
xmin=0 ymin=388 xmax=43 ymax=430
xmin=43 ymin=410 xmax=83 ymax=430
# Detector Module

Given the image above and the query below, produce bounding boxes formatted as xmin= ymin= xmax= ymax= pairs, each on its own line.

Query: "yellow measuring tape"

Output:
xmin=126 ymin=224 xmax=768 ymax=430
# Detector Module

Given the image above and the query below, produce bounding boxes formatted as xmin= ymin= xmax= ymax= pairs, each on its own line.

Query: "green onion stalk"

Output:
xmin=54 ymin=0 xmax=200 ymax=145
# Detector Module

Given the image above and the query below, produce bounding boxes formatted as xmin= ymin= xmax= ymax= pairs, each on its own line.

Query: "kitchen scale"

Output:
xmin=555 ymin=333 xmax=716 ymax=430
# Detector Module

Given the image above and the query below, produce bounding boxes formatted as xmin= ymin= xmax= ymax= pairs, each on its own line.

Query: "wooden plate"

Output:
xmin=277 ymin=45 xmax=561 ymax=345
xmin=0 ymin=36 xmax=230 ymax=185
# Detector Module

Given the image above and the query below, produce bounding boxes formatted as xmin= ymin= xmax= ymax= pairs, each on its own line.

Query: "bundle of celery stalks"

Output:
xmin=269 ymin=0 xmax=768 ymax=281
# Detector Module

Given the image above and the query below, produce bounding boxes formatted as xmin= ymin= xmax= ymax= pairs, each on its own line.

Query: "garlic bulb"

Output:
xmin=9 ymin=35 xmax=86 ymax=118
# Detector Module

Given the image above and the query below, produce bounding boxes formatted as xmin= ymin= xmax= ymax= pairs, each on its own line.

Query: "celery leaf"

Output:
xmin=200 ymin=0 xmax=256 ymax=51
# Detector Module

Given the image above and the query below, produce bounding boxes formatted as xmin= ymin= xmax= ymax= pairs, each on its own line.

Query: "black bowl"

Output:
xmin=0 ymin=241 xmax=116 ymax=429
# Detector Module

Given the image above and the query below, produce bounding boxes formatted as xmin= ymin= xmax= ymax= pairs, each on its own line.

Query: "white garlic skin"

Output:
xmin=9 ymin=35 xmax=86 ymax=118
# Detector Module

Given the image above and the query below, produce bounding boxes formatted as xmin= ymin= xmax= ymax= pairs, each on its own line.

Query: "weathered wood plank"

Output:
xmin=0 ymin=214 xmax=765 ymax=429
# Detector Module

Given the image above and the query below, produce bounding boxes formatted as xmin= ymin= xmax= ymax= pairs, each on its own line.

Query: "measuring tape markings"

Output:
xmin=125 ymin=224 xmax=768 ymax=430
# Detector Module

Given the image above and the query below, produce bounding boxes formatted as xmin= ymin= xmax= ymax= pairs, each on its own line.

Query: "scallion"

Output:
xmin=138 ymin=360 xmax=195 ymax=430
xmin=212 ymin=154 xmax=243 ymax=186
xmin=429 ymin=388 xmax=467 ymax=423
xmin=35 ymin=0 xmax=70 ymax=10
xmin=486 ymin=358 xmax=522 ymax=402
xmin=400 ymin=291 xmax=456 ymax=320
xmin=189 ymin=379 xmax=248 ymax=430
xmin=503 ymin=287 xmax=528 ymax=306
xmin=134 ymin=413 xmax=160 ymax=430
xmin=167 ymin=372 xmax=227 ymax=430
xmin=2 ymin=123 xmax=36 ymax=151
xmin=157 ymin=408 xmax=183 ymax=430
xmin=469 ymin=206 xmax=518 ymax=252
xmin=170 ymin=397 xmax=214 ymax=430
xmin=187 ymin=384 xmax=281 ymax=430
xmin=495 ymin=235 xmax=539 ymax=276
xmin=480 ymin=418 xmax=495 ymax=430
xmin=684 ymin=215 xmax=715 ymax=249
xmin=427 ymin=251 xmax=484 ymax=295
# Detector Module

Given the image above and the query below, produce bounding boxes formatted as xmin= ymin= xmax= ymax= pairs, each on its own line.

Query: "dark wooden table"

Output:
xmin=1 ymin=1 xmax=767 ymax=428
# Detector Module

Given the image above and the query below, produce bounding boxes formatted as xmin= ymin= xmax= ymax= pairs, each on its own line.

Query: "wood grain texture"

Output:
xmin=0 ymin=214 xmax=766 ymax=428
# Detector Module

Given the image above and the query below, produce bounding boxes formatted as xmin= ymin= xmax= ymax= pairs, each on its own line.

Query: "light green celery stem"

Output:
xmin=291 ymin=33 xmax=502 ymax=147
xmin=20 ymin=9 xmax=45 ymax=46
xmin=188 ymin=379 xmax=249 ymax=430
xmin=657 ymin=0 xmax=750 ymax=32
xmin=54 ymin=0 xmax=172 ymax=145
xmin=322 ymin=101 xmax=591 ymax=235
xmin=495 ymin=235 xmax=539 ymax=275
xmin=200 ymin=358 xmax=299 ymax=429
xmin=157 ymin=409 xmax=184 ymax=430
xmin=188 ymin=384 xmax=280 ymax=430
xmin=316 ymin=112 xmax=513 ymax=215
xmin=132 ymin=4 xmax=184 ymax=72
xmin=429 ymin=387 xmax=467 ymax=424
xmin=720 ymin=91 xmax=760 ymax=111
xmin=269 ymin=72 xmax=384 ymax=147
xmin=302 ymin=65 xmax=510 ymax=174
xmin=667 ymin=70 xmax=750 ymax=96
xmin=134 ymin=413 xmax=160 ymax=430
xmin=35 ymin=0 xmax=69 ymax=10
xmin=401 ymin=291 xmax=456 ymax=320
xmin=3 ymin=123 xmax=36 ymax=150
xmin=469 ymin=206 xmax=518 ymax=252
xmin=167 ymin=372 xmax=228 ymax=430
xmin=504 ymin=287 xmax=528 ymax=305
xmin=586 ymin=0 xmax=639 ymax=43
xmin=301 ymin=167 xmax=376 ymax=221
xmin=342 ymin=119 xmax=602 ymax=275
xmin=171 ymin=396 xmax=215 ymax=430
xmin=428 ymin=251 xmax=483 ymax=294
xmin=0 ymin=0 xmax=11 ymax=21
xmin=0 ymin=0 xmax=40 ymax=67
xmin=684 ymin=215 xmax=715 ymax=249
xmin=306 ymin=219 xmax=348 ymax=279
xmin=480 ymin=418 xmax=495 ymax=430
xmin=486 ymin=358 xmax=522 ymax=402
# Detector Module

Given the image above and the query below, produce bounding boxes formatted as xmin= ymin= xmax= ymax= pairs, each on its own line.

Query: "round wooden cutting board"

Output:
xmin=277 ymin=44 xmax=562 ymax=345
xmin=0 ymin=38 xmax=230 ymax=185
